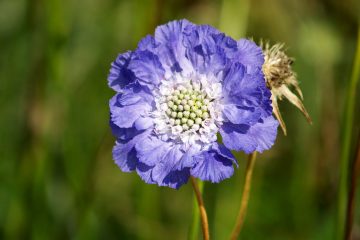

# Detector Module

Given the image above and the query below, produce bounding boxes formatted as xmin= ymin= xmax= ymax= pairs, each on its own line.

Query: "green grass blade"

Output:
xmin=337 ymin=26 xmax=360 ymax=240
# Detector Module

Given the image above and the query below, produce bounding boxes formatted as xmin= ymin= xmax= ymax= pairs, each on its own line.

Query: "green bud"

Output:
xmin=167 ymin=101 xmax=174 ymax=107
xmin=202 ymin=112 xmax=209 ymax=119
xmin=187 ymin=119 xmax=194 ymax=127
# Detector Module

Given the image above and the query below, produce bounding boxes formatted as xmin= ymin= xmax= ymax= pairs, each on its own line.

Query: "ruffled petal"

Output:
xmin=136 ymin=135 xmax=197 ymax=189
xmin=191 ymin=143 xmax=236 ymax=183
xmin=136 ymin=161 xmax=156 ymax=184
xmin=113 ymin=141 xmax=138 ymax=172
xmin=135 ymin=135 xmax=173 ymax=166
xmin=112 ymin=129 xmax=151 ymax=172
xmin=110 ymin=119 xmax=142 ymax=140
xmin=150 ymin=144 xmax=190 ymax=189
xmin=223 ymin=63 xmax=263 ymax=105
xmin=154 ymin=19 xmax=195 ymax=77
xmin=246 ymin=116 xmax=279 ymax=152
xmin=183 ymin=25 xmax=227 ymax=75
xmin=128 ymin=50 xmax=165 ymax=88
xmin=236 ymin=39 xmax=264 ymax=72
xmin=108 ymin=51 xmax=135 ymax=91
xmin=220 ymin=116 xmax=279 ymax=153
xmin=137 ymin=35 xmax=159 ymax=51
xmin=134 ymin=117 xmax=154 ymax=130
xmin=110 ymin=92 xmax=152 ymax=128
xmin=222 ymin=63 xmax=273 ymax=120
xmin=222 ymin=104 xmax=261 ymax=125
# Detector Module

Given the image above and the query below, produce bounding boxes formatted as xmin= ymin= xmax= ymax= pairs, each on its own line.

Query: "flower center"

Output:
xmin=164 ymin=85 xmax=211 ymax=133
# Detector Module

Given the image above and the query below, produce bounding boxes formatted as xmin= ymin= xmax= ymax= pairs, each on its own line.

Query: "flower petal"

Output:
xmin=191 ymin=143 xmax=236 ymax=183
xmin=113 ymin=128 xmax=152 ymax=172
xmin=154 ymin=19 xmax=195 ymax=77
xmin=183 ymin=25 xmax=227 ymax=75
xmin=236 ymin=39 xmax=264 ymax=72
xmin=222 ymin=104 xmax=261 ymax=125
xmin=108 ymin=51 xmax=135 ymax=91
xmin=135 ymin=135 xmax=173 ymax=166
xmin=128 ymin=50 xmax=165 ymax=88
xmin=150 ymin=144 xmax=191 ymax=189
xmin=110 ymin=92 xmax=152 ymax=128
xmin=136 ymin=161 xmax=156 ymax=184
xmin=220 ymin=116 xmax=279 ymax=153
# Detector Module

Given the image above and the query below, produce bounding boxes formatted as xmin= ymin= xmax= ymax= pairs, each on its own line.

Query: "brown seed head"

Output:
xmin=261 ymin=41 xmax=312 ymax=135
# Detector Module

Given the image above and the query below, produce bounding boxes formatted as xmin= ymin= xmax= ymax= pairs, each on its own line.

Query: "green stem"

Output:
xmin=230 ymin=152 xmax=257 ymax=240
xmin=188 ymin=179 xmax=205 ymax=240
xmin=337 ymin=26 xmax=360 ymax=240
xmin=191 ymin=176 xmax=210 ymax=240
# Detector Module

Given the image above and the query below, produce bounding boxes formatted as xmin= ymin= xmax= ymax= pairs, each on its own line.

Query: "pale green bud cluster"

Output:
xmin=165 ymin=87 xmax=211 ymax=132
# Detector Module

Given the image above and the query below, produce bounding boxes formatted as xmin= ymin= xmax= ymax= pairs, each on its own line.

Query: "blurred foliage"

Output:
xmin=1 ymin=0 xmax=360 ymax=239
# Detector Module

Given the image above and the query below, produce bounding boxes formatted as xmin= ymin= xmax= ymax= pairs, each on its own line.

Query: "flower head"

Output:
xmin=261 ymin=42 xmax=312 ymax=135
xmin=108 ymin=20 xmax=279 ymax=189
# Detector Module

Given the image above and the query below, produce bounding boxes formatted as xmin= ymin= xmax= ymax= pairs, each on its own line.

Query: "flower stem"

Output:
xmin=188 ymin=179 xmax=204 ymax=240
xmin=345 ymin=134 xmax=360 ymax=240
xmin=190 ymin=176 xmax=210 ymax=240
xmin=230 ymin=152 xmax=257 ymax=240
xmin=337 ymin=26 xmax=360 ymax=240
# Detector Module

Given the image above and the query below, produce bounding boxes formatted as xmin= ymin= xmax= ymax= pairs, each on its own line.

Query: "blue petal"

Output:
xmin=110 ymin=118 xmax=143 ymax=140
xmin=137 ymin=35 xmax=159 ymax=51
xmin=110 ymin=91 xmax=152 ymax=128
xmin=136 ymin=161 xmax=156 ymax=184
xmin=223 ymin=63 xmax=267 ymax=108
xmin=220 ymin=116 xmax=279 ymax=153
xmin=246 ymin=116 xmax=279 ymax=152
xmin=134 ymin=116 xmax=154 ymax=130
xmin=236 ymin=39 xmax=264 ymax=73
xmin=135 ymin=135 xmax=173 ymax=166
xmin=222 ymin=104 xmax=261 ymax=125
xmin=113 ymin=142 xmax=138 ymax=172
xmin=183 ymin=25 xmax=227 ymax=75
xmin=155 ymin=19 xmax=194 ymax=43
xmin=150 ymin=144 xmax=190 ymax=189
xmin=113 ymin=129 xmax=151 ymax=172
xmin=128 ymin=50 xmax=165 ymax=88
xmin=212 ymin=33 xmax=238 ymax=58
xmin=154 ymin=19 xmax=195 ymax=76
xmin=108 ymin=51 xmax=135 ymax=91
xmin=136 ymin=135 xmax=196 ymax=189
xmin=191 ymin=143 xmax=236 ymax=183
xmin=162 ymin=168 xmax=190 ymax=189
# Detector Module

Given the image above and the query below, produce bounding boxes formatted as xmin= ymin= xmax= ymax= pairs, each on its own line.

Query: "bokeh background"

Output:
xmin=1 ymin=0 xmax=360 ymax=239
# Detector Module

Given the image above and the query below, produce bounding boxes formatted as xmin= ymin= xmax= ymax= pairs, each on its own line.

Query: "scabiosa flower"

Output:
xmin=108 ymin=20 xmax=279 ymax=189
xmin=261 ymin=42 xmax=312 ymax=135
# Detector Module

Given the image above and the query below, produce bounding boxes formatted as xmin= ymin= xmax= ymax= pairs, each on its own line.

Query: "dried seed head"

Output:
xmin=261 ymin=41 xmax=312 ymax=135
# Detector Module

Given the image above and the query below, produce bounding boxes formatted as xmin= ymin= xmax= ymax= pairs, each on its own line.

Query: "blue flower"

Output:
xmin=108 ymin=19 xmax=278 ymax=189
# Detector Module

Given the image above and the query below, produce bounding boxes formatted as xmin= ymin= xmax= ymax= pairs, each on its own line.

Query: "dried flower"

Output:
xmin=261 ymin=42 xmax=312 ymax=135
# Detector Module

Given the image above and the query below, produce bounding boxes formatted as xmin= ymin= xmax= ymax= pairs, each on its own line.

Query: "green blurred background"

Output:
xmin=1 ymin=0 xmax=360 ymax=239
